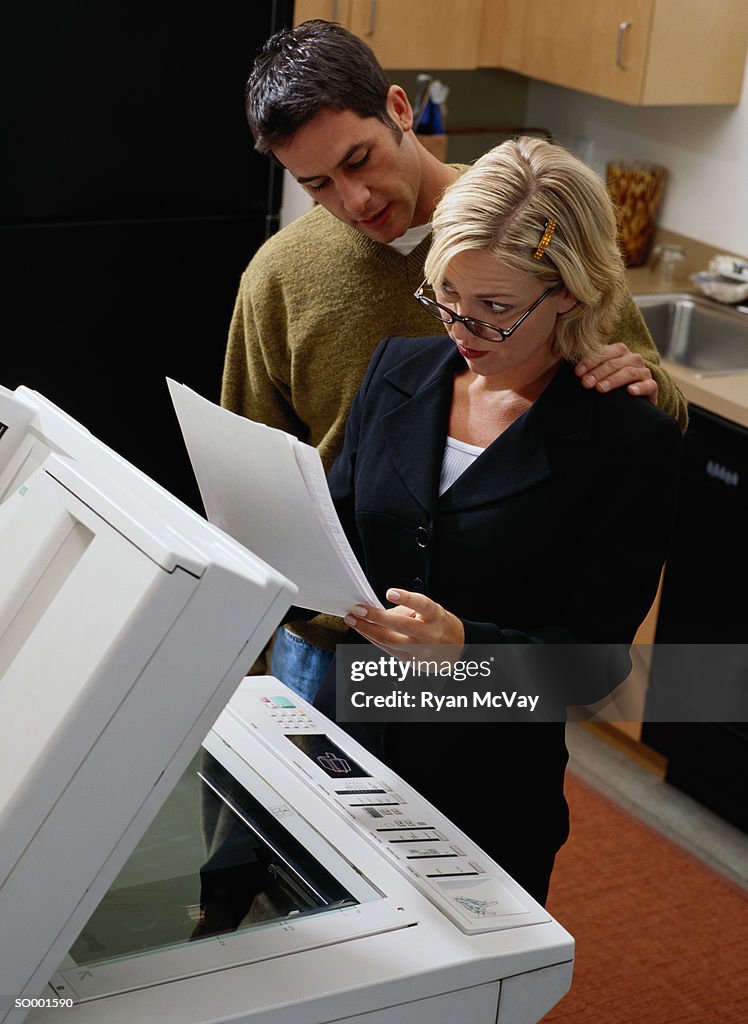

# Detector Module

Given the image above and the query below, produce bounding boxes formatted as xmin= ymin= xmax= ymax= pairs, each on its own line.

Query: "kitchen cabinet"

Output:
xmin=610 ymin=572 xmax=664 ymax=743
xmin=293 ymin=0 xmax=349 ymax=24
xmin=578 ymin=574 xmax=664 ymax=748
xmin=478 ymin=0 xmax=748 ymax=105
xmin=294 ymin=0 xmax=484 ymax=69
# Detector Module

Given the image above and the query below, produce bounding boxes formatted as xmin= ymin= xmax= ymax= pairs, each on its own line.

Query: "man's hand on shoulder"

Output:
xmin=575 ymin=342 xmax=658 ymax=406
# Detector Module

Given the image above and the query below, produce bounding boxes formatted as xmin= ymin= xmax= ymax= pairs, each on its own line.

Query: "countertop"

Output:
xmin=626 ymin=229 xmax=748 ymax=430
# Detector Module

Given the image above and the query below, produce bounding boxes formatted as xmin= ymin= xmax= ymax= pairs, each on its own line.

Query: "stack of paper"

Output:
xmin=167 ymin=380 xmax=381 ymax=617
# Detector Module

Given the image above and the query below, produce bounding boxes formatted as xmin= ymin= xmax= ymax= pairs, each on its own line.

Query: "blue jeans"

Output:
xmin=269 ymin=626 xmax=334 ymax=705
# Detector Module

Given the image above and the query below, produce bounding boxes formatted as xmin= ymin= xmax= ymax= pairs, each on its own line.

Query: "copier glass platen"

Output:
xmin=36 ymin=677 xmax=574 ymax=1024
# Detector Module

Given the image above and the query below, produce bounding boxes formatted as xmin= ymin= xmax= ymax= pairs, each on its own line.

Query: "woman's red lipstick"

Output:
xmin=457 ymin=343 xmax=489 ymax=360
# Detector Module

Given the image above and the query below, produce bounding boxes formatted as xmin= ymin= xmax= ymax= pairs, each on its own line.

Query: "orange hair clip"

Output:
xmin=533 ymin=219 xmax=557 ymax=260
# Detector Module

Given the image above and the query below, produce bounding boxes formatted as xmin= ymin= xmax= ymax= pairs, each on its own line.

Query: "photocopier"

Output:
xmin=0 ymin=384 xmax=574 ymax=1024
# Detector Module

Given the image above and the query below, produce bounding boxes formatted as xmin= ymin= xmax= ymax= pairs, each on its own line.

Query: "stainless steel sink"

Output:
xmin=633 ymin=292 xmax=748 ymax=374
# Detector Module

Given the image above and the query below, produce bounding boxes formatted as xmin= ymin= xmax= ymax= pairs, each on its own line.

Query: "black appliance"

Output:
xmin=643 ymin=404 xmax=748 ymax=832
xmin=1 ymin=1 xmax=292 ymax=509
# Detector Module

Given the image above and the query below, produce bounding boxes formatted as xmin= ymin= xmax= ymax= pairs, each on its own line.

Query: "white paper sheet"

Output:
xmin=167 ymin=379 xmax=381 ymax=616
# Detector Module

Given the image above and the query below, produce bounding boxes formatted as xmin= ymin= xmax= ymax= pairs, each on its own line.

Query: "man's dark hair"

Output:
xmin=246 ymin=20 xmax=399 ymax=155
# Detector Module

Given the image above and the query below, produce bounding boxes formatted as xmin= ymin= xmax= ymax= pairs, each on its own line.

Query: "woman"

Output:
xmin=316 ymin=138 xmax=682 ymax=904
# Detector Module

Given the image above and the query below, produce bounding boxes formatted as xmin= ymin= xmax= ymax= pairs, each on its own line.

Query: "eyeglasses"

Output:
xmin=413 ymin=280 xmax=556 ymax=343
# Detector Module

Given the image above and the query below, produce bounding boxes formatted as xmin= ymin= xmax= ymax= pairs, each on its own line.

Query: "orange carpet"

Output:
xmin=543 ymin=772 xmax=748 ymax=1023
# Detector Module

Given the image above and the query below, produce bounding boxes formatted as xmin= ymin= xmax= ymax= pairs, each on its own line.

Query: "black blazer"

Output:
xmin=319 ymin=335 xmax=683 ymax=889
xmin=328 ymin=334 xmax=682 ymax=647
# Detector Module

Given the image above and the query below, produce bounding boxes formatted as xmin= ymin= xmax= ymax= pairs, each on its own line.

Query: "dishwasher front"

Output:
xmin=642 ymin=403 xmax=748 ymax=832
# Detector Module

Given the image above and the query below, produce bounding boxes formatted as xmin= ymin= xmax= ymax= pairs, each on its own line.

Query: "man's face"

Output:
xmin=273 ymin=87 xmax=424 ymax=244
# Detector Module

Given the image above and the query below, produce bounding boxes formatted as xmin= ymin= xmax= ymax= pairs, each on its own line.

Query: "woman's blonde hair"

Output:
xmin=424 ymin=137 xmax=627 ymax=362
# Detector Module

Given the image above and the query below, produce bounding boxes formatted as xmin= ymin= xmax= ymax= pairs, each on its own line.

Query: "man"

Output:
xmin=221 ymin=19 xmax=687 ymax=700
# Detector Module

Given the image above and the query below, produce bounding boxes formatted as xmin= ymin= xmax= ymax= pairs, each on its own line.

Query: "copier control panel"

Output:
xmin=220 ymin=678 xmax=549 ymax=935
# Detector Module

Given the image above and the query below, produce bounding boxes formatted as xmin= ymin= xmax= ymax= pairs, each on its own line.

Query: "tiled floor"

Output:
xmin=565 ymin=723 xmax=748 ymax=891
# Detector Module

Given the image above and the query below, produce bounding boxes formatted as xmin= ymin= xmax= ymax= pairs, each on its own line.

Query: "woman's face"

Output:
xmin=436 ymin=250 xmax=576 ymax=379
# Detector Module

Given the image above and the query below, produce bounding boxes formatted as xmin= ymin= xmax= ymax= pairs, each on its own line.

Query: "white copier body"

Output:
xmin=0 ymin=384 xmax=574 ymax=1024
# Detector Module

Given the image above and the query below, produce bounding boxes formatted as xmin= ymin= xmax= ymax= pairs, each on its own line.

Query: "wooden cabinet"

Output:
xmin=479 ymin=0 xmax=748 ymax=105
xmin=293 ymin=0 xmax=350 ymax=25
xmin=295 ymin=0 xmax=748 ymax=98
xmin=573 ymin=569 xmax=664 ymax=744
xmin=347 ymin=0 xmax=484 ymax=68
xmin=294 ymin=0 xmax=484 ymax=69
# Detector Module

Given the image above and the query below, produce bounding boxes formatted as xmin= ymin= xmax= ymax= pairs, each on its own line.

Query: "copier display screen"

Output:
xmin=286 ymin=734 xmax=372 ymax=779
xmin=68 ymin=750 xmax=363 ymax=968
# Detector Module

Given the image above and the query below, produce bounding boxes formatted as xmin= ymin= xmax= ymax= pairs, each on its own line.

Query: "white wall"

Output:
xmin=525 ymin=56 xmax=748 ymax=255
xmin=280 ymin=169 xmax=315 ymax=229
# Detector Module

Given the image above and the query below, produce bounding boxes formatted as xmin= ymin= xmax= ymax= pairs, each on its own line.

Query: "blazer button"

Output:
xmin=411 ymin=577 xmax=425 ymax=592
xmin=415 ymin=526 xmax=431 ymax=548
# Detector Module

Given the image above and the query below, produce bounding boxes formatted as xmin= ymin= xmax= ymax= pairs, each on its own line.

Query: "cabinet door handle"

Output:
xmin=366 ymin=0 xmax=378 ymax=35
xmin=616 ymin=20 xmax=632 ymax=69
xmin=331 ymin=0 xmax=340 ymax=21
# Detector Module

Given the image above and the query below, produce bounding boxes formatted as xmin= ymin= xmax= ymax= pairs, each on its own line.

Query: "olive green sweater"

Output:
xmin=222 ymin=203 xmax=687 ymax=651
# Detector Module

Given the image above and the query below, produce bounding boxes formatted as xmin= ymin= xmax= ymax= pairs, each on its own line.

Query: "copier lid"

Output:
xmin=0 ymin=384 xmax=262 ymax=574
xmin=0 ymin=387 xmax=295 ymax=1020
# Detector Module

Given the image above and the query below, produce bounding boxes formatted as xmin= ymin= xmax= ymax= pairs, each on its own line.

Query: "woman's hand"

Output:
xmin=344 ymin=588 xmax=465 ymax=661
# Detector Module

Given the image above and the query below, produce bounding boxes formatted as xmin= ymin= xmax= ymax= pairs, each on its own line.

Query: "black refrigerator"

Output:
xmin=2 ymin=1 xmax=292 ymax=510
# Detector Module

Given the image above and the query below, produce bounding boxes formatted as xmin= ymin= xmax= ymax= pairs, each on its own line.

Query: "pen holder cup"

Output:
xmin=606 ymin=162 xmax=667 ymax=268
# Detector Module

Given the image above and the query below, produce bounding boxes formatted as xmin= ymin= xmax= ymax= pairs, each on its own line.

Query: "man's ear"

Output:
xmin=387 ymin=84 xmax=414 ymax=133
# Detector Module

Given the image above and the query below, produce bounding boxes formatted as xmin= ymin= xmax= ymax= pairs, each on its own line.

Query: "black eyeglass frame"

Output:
xmin=413 ymin=280 xmax=557 ymax=343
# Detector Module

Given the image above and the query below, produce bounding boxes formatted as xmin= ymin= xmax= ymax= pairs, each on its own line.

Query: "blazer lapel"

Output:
xmin=379 ymin=351 xmax=594 ymax=516
xmin=379 ymin=342 xmax=456 ymax=515
xmin=440 ymin=361 xmax=594 ymax=511
xmin=442 ymin=412 xmax=549 ymax=510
